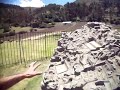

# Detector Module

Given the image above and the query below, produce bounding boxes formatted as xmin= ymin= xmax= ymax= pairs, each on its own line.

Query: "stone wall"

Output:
xmin=41 ymin=22 xmax=120 ymax=90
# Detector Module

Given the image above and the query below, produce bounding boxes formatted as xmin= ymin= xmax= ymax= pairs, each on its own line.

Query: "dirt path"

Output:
xmin=22 ymin=22 xmax=78 ymax=40
xmin=1 ymin=22 xmax=87 ymax=42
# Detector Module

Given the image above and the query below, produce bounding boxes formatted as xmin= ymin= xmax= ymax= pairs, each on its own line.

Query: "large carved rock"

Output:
xmin=41 ymin=22 xmax=120 ymax=90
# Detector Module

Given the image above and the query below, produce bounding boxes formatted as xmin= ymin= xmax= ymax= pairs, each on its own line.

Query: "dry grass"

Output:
xmin=0 ymin=59 xmax=50 ymax=90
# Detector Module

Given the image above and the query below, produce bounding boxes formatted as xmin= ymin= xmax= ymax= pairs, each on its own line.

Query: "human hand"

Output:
xmin=23 ymin=61 xmax=42 ymax=78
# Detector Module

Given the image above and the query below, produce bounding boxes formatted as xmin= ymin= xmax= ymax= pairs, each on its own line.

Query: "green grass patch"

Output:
xmin=0 ymin=33 xmax=61 ymax=66
xmin=11 ymin=27 xmax=32 ymax=33
xmin=0 ymin=59 xmax=50 ymax=90
xmin=113 ymin=25 xmax=120 ymax=32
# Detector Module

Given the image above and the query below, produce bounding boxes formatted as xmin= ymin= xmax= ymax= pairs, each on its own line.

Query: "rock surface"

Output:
xmin=41 ymin=22 xmax=120 ymax=90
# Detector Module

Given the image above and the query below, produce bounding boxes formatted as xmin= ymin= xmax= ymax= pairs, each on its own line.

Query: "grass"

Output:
xmin=0 ymin=59 xmax=50 ymax=90
xmin=0 ymin=33 xmax=61 ymax=66
xmin=112 ymin=25 xmax=120 ymax=32
xmin=11 ymin=26 xmax=32 ymax=32
xmin=11 ymin=27 xmax=32 ymax=33
xmin=0 ymin=33 xmax=61 ymax=90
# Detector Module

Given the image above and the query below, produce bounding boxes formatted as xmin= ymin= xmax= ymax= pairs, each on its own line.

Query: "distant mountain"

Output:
xmin=75 ymin=0 xmax=120 ymax=5
xmin=75 ymin=0 xmax=100 ymax=5
xmin=0 ymin=3 xmax=23 ymax=9
xmin=0 ymin=3 xmax=31 ymax=25
xmin=23 ymin=7 xmax=37 ymax=13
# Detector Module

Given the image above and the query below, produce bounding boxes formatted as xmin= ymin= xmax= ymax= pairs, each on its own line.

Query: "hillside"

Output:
xmin=75 ymin=0 xmax=100 ymax=5
xmin=0 ymin=0 xmax=120 ymax=32
xmin=0 ymin=3 xmax=30 ymax=24
xmin=75 ymin=0 xmax=120 ymax=5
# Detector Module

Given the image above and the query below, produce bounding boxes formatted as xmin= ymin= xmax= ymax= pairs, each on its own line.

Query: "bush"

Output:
xmin=51 ymin=22 xmax=55 ymax=25
xmin=30 ymin=28 xmax=37 ymax=32
xmin=9 ymin=30 xmax=15 ymax=36
xmin=30 ymin=28 xmax=34 ymax=32
xmin=114 ymin=19 xmax=120 ymax=25
xmin=18 ymin=31 xmax=27 ymax=34
xmin=34 ymin=29 xmax=37 ymax=31
xmin=110 ymin=19 xmax=120 ymax=25
xmin=47 ymin=23 xmax=54 ymax=28
xmin=2 ymin=24 xmax=11 ymax=33
xmin=0 ymin=39 xmax=4 ymax=44
xmin=39 ymin=23 xmax=47 ymax=28
xmin=12 ymin=23 xmax=19 ymax=27
xmin=0 ymin=29 xmax=4 ymax=33
xmin=31 ymin=22 xmax=40 ymax=28
xmin=0 ymin=33 xmax=4 ymax=38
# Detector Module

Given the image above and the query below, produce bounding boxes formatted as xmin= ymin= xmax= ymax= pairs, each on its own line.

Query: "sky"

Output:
xmin=0 ymin=0 xmax=75 ymax=7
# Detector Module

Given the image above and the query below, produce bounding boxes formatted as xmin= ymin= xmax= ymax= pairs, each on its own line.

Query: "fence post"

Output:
xmin=20 ymin=35 xmax=26 ymax=64
xmin=45 ymin=32 xmax=47 ymax=59
xmin=18 ymin=34 xmax=22 ymax=64
xmin=0 ymin=42 xmax=3 ymax=66
xmin=18 ymin=34 xmax=26 ymax=64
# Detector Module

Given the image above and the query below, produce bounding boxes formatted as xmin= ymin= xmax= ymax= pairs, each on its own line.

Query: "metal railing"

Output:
xmin=0 ymin=31 xmax=61 ymax=66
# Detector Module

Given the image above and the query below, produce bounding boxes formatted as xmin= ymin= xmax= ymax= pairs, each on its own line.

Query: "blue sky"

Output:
xmin=43 ymin=0 xmax=75 ymax=5
xmin=0 ymin=0 xmax=75 ymax=7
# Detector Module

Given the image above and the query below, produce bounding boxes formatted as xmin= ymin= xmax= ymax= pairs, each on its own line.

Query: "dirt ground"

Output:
xmin=0 ymin=22 xmax=87 ymax=42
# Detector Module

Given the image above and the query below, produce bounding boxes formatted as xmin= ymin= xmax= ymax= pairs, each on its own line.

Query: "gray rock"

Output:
xmin=41 ymin=22 xmax=120 ymax=90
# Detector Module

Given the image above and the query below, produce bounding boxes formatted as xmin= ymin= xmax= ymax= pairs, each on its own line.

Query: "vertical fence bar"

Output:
xmin=26 ymin=32 xmax=29 ymax=62
xmin=18 ymin=34 xmax=22 ymax=64
xmin=14 ymin=35 xmax=16 ymax=64
xmin=3 ymin=37 xmax=7 ymax=66
xmin=28 ymin=32 xmax=31 ymax=62
xmin=34 ymin=32 xmax=38 ymax=60
xmin=0 ymin=40 xmax=3 ymax=66
xmin=9 ymin=38 xmax=12 ymax=65
xmin=39 ymin=32 xmax=41 ymax=60
xmin=45 ymin=32 xmax=47 ymax=59
xmin=16 ymin=34 xmax=19 ymax=64
xmin=0 ymin=31 xmax=62 ymax=66
xmin=30 ymin=32 xmax=33 ymax=61
xmin=42 ymin=32 xmax=43 ymax=59
xmin=33 ymin=32 xmax=35 ymax=61
xmin=21 ymin=34 xmax=26 ymax=64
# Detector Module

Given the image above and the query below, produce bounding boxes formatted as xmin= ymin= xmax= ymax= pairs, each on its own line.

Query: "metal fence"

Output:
xmin=0 ymin=31 xmax=61 ymax=66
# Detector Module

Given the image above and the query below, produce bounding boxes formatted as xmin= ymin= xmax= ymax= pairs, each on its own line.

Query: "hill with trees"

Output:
xmin=0 ymin=0 xmax=120 ymax=34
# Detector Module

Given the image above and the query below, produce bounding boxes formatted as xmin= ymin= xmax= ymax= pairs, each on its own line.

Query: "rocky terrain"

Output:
xmin=41 ymin=22 xmax=120 ymax=90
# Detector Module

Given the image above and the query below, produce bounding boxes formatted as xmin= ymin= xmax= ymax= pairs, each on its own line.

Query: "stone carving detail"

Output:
xmin=41 ymin=22 xmax=120 ymax=90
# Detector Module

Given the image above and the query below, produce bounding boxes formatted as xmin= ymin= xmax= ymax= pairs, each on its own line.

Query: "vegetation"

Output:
xmin=0 ymin=0 xmax=119 ymax=37
xmin=0 ymin=0 xmax=120 ymax=89
xmin=0 ymin=0 xmax=120 ymax=31
xmin=0 ymin=59 xmax=50 ymax=90
xmin=0 ymin=34 xmax=61 ymax=66
xmin=0 ymin=32 xmax=61 ymax=90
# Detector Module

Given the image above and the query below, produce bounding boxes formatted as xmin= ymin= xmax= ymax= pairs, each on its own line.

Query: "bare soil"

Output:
xmin=0 ymin=22 xmax=87 ymax=42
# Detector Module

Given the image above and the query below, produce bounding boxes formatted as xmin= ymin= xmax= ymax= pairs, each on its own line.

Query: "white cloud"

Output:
xmin=20 ymin=0 xmax=45 ymax=7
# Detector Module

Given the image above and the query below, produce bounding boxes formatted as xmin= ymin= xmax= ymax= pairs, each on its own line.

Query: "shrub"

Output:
xmin=31 ymin=22 xmax=40 ymax=28
xmin=114 ymin=19 xmax=120 ymax=25
xmin=47 ymin=23 xmax=54 ymax=28
xmin=34 ymin=29 xmax=37 ymax=31
xmin=0 ymin=33 xmax=4 ymax=38
xmin=51 ymin=22 xmax=55 ymax=25
xmin=18 ymin=31 xmax=27 ymax=34
xmin=30 ymin=28 xmax=34 ymax=32
xmin=30 ymin=28 xmax=37 ymax=32
xmin=2 ymin=24 xmax=11 ymax=33
xmin=39 ymin=23 xmax=47 ymax=28
xmin=12 ymin=23 xmax=19 ymax=27
xmin=9 ymin=30 xmax=15 ymax=36
xmin=0 ymin=39 xmax=4 ymax=44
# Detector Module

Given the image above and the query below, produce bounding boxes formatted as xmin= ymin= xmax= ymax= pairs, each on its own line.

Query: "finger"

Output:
xmin=33 ymin=61 xmax=37 ymax=65
xmin=34 ymin=62 xmax=41 ymax=70
xmin=31 ymin=71 xmax=43 ymax=75
xmin=29 ymin=61 xmax=37 ymax=67
xmin=35 ymin=72 xmax=43 ymax=75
